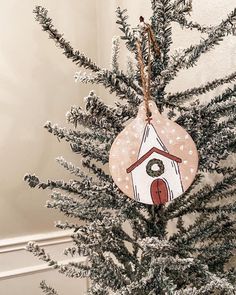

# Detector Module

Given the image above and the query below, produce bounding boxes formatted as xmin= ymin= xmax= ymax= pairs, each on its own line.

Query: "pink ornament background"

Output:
xmin=109 ymin=102 xmax=199 ymax=200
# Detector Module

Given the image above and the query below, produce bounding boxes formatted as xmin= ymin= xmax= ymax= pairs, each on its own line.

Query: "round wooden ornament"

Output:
xmin=109 ymin=102 xmax=199 ymax=205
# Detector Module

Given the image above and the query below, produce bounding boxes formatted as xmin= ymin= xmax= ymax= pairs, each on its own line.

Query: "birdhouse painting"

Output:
xmin=109 ymin=102 xmax=199 ymax=206
xmin=126 ymin=123 xmax=183 ymax=205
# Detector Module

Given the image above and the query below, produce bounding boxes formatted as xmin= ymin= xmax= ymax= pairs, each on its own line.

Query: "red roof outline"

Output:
xmin=126 ymin=147 xmax=182 ymax=174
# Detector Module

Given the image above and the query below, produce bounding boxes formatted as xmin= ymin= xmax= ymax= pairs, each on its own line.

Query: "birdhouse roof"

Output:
xmin=126 ymin=147 xmax=182 ymax=173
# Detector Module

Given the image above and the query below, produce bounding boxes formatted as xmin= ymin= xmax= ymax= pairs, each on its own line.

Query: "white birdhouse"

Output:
xmin=126 ymin=123 xmax=184 ymax=205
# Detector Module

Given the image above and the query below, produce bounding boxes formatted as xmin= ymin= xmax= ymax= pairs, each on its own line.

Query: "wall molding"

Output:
xmin=0 ymin=257 xmax=86 ymax=281
xmin=0 ymin=230 xmax=87 ymax=282
xmin=0 ymin=230 xmax=73 ymax=253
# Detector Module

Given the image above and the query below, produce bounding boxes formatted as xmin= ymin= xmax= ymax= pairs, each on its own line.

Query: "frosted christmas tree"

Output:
xmin=25 ymin=1 xmax=236 ymax=294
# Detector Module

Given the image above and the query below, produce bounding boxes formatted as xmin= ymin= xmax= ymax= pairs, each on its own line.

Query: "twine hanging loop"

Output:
xmin=136 ymin=17 xmax=161 ymax=122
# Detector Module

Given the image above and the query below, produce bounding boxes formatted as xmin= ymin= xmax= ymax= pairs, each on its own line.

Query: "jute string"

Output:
xmin=136 ymin=18 xmax=161 ymax=120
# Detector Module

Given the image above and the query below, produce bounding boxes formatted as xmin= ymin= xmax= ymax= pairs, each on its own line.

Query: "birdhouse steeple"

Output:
xmin=138 ymin=123 xmax=168 ymax=158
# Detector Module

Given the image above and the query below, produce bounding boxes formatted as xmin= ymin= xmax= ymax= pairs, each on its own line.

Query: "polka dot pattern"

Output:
xmin=109 ymin=102 xmax=199 ymax=200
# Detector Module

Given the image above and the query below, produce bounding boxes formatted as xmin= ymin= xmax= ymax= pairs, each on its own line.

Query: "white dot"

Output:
xmin=185 ymin=176 xmax=189 ymax=180
xmin=132 ymin=125 xmax=136 ymax=129
xmin=156 ymin=120 xmax=161 ymax=124
xmin=155 ymin=110 xmax=158 ymax=114
xmin=149 ymin=102 xmax=153 ymax=107
xmin=126 ymin=140 xmax=130 ymax=144
xmin=121 ymin=161 xmax=124 ymax=166
xmin=161 ymin=130 xmax=165 ymax=134
xmin=185 ymin=135 xmax=189 ymax=139
xmin=189 ymin=150 xmax=193 ymax=155
xmin=166 ymin=122 xmax=170 ymax=126
xmin=190 ymin=168 xmax=194 ymax=173
xmin=169 ymin=139 xmax=173 ymax=144
xmin=125 ymin=176 xmax=129 ymax=181
xmin=116 ymin=141 xmax=120 ymax=145
xmin=122 ymin=149 xmax=126 ymax=153
xmin=117 ymin=178 xmax=122 ymax=182
xmin=132 ymin=150 xmax=136 ymax=155
xmin=171 ymin=129 xmax=176 ymax=133
xmin=176 ymin=137 xmax=181 ymax=140
xmin=112 ymin=165 xmax=116 ymax=169
xmin=183 ymin=160 xmax=188 ymax=164
xmin=125 ymin=185 xmax=129 ymax=189
xmin=180 ymin=145 xmax=184 ymax=151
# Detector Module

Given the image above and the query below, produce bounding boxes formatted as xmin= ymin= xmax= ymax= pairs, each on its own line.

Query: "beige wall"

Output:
xmin=0 ymin=0 xmax=98 ymax=239
xmin=0 ymin=0 xmax=235 ymax=240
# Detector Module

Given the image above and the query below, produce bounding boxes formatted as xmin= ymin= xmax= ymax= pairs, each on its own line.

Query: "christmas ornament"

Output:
xmin=109 ymin=19 xmax=198 ymax=205
xmin=109 ymin=102 xmax=198 ymax=205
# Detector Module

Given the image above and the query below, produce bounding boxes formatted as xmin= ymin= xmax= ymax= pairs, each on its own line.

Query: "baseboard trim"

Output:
xmin=0 ymin=230 xmax=73 ymax=253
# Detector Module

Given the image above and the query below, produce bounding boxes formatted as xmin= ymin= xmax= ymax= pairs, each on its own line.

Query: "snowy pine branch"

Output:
xmin=27 ymin=243 xmax=90 ymax=278
xmin=172 ymin=0 xmax=192 ymax=16
xmin=34 ymin=6 xmax=141 ymax=107
xmin=91 ymin=69 xmax=141 ymax=106
xmin=116 ymin=7 xmax=136 ymax=52
xmin=40 ymin=281 xmax=59 ymax=295
xmin=163 ymin=8 xmax=236 ymax=84
xmin=111 ymin=36 xmax=120 ymax=73
xmin=207 ymin=84 xmax=236 ymax=106
xmin=82 ymin=159 xmax=112 ymax=183
xmin=171 ymin=0 xmax=215 ymax=33
xmin=168 ymin=173 xmax=236 ymax=218
xmin=33 ymin=6 xmax=99 ymax=72
xmin=126 ymin=56 xmax=136 ymax=79
xmin=44 ymin=121 xmax=110 ymax=164
xmin=75 ymin=71 xmax=98 ymax=84
xmin=44 ymin=121 xmax=109 ymax=143
xmin=167 ymin=71 xmax=236 ymax=104
xmin=56 ymin=156 xmax=86 ymax=178
xmin=151 ymin=0 xmax=173 ymax=68
xmin=75 ymin=70 xmax=141 ymax=106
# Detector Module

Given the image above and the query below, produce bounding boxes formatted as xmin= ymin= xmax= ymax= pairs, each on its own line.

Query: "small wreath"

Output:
xmin=146 ymin=158 xmax=165 ymax=178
